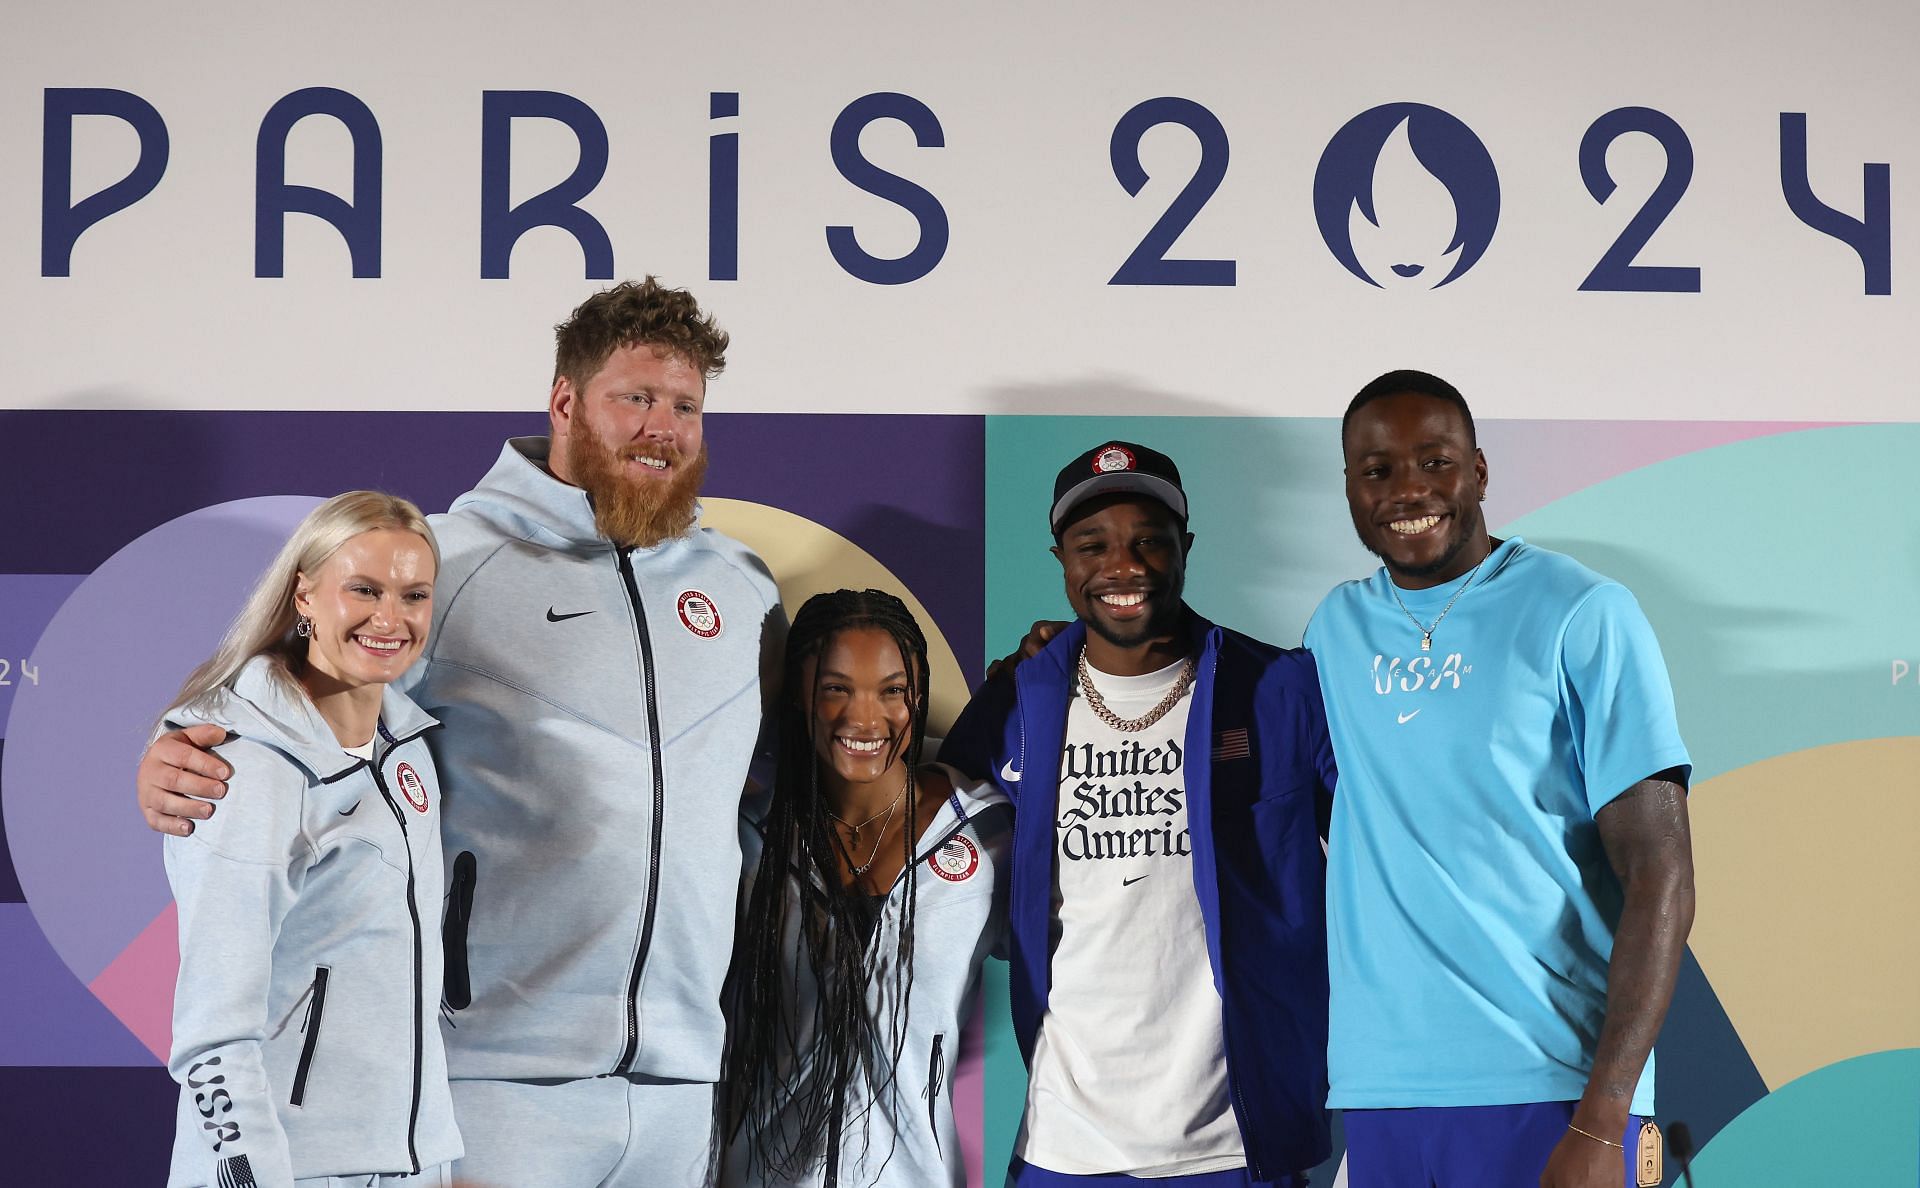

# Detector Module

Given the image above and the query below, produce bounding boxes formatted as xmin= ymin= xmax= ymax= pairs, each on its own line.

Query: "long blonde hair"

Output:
xmin=169 ymin=491 xmax=439 ymax=715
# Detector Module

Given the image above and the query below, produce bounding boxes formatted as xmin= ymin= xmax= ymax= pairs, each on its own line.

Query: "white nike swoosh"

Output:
xmin=1397 ymin=710 xmax=1421 ymax=724
xmin=1000 ymin=758 xmax=1022 ymax=783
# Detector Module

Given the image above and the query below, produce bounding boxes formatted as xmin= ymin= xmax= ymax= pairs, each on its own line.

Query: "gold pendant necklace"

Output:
xmin=1387 ymin=558 xmax=1485 ymax=651
xmin=830 ymin=774 xmax=910 ymax=876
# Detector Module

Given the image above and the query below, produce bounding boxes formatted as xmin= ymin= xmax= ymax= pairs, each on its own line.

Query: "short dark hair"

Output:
xmin=1342 ymin=369 xmax=1476 ymax=446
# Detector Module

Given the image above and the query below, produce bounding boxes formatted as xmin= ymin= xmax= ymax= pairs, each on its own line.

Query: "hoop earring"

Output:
xmin=295 ymin=615 xmax=313 ymax=638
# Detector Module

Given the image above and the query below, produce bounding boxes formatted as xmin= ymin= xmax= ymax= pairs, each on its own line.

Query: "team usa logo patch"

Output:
xmin=677 ymin=590 xmax=723 ymax=638
xmin=1092 ymin=445 xmax=1136 ymax=474
xmin=929 ymin=835 xmax=980 ymax=883
xmin=395 ymin=762 xmax=430 ymax=813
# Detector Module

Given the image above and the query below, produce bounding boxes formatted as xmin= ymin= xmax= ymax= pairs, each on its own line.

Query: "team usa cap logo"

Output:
xmin=929 ymin=835 xmax=980 ymax=882
xmin=395 ymin=762 xmax=430 ymax=813
xmin=1050 ymin=439 xmax=1189 ymax=533
xmin=677 ymin=590 xmax=722 ymax=638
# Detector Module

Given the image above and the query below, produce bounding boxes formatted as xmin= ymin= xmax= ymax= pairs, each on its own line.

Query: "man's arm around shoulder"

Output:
xmin=939 ymin=670 xmax=1020 ymax=794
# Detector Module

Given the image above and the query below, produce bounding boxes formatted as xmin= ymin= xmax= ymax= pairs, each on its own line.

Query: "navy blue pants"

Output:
xmin=1008 ymin=1158 xmax=1307 ymax=1188
xmin=1343 ymin=1102 xmax=1647 ymax=1188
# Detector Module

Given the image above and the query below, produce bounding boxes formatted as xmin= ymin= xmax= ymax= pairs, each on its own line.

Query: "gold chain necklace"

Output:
xmin=830 ymin=774 xmax=910 ymax=876
xmin=1076 ymin=649 xmax=1196 ymax=732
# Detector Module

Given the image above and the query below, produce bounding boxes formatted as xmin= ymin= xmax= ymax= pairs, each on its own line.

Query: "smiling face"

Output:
xmin=1342 ymin=390 xmax=1490 ymax=589
xmin=550 ymin=342 xmax=709 ymax=548
xmin=800 ymin=627 xmax=918 ymax=793
xmin=293 ymin=528 xmax=436 ymax=691
xmin=1052 ymin=494 xmax=1192 ymax=656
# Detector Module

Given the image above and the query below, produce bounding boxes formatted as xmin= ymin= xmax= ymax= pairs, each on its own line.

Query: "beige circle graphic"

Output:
xmin=1687 ymin=736 xmax=1920 ymax=1090
xmin=701 ymin=498 xmax=970 ymax=737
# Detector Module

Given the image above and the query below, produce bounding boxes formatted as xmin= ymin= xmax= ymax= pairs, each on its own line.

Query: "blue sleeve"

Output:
xmin=1297 ymin=612 xmax=1340 ymax=804
xmin=1262 ymin=652 xmax=1338 ymax=840
xmin=1304 ymin=669 xmax=1338 ymax=842
xmin=939 ymin=674 xmax=1015 ymax=791
xmin=1560 ymin=583 xmax=1692 ymax=816
xmin=1301 ymin=657 xmax=1339 ymax=799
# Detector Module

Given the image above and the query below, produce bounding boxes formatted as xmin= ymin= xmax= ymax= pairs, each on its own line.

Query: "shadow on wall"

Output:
xmin=1520 ymin=536 xmax=1839 ymax=779
xmin=977 ymin=375 xmax=1245 ymax=419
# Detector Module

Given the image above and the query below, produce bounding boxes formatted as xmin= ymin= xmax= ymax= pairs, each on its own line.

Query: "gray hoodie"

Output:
xmin=416 ymin=437 xmax=782 ymax=1082
xmin=727 ymin=765 xmax=1012 ymax=1188
xmin=165 ymin=656 xmax=460 ymax=1188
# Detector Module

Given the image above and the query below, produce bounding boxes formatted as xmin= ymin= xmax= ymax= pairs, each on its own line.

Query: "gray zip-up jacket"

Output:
xmin=727 ymin=765 xmax=1012 ymax=1188
xmin=416 ymin=437 xmax=782 ymax=1081
xmin=164 ymin=656 xmax=460 ymax=1188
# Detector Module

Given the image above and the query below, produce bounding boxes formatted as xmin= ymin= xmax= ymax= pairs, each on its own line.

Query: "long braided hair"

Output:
xmin=725 ymin=589 xmax=934 ymax=1185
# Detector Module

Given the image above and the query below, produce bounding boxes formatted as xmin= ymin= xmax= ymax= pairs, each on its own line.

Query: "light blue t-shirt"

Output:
xmin=1304 ymin=537 xmax=1689 ymax=1114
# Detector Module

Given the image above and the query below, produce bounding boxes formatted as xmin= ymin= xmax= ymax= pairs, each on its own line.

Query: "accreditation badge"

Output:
xmin=1636 ymin=1121 xmax=1663 ymax=1187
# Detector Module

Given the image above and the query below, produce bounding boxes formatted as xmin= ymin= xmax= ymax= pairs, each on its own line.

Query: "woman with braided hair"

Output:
xmin=723 ymin=589 xmax=1011 ymax=1188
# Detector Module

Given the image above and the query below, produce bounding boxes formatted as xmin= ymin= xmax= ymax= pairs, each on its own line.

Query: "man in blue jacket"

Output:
xmin=945 ymin=441 xmax=1336 ymax=1188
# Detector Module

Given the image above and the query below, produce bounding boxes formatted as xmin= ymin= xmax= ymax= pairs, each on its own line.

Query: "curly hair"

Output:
xmin=552 ymin=277 xmax=731 ymax=393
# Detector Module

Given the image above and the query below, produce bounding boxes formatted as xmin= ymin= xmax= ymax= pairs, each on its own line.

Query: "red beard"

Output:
xmin=565 ymin=423 xmax=710 ymax=549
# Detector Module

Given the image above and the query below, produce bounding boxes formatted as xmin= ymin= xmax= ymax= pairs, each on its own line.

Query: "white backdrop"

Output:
xmin=5 ymin=0 xmax=1915 ymax=420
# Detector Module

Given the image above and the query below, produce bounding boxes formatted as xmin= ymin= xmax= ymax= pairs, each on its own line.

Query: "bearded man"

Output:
xmin=138 ymin=279 xmax=784 ymax=1188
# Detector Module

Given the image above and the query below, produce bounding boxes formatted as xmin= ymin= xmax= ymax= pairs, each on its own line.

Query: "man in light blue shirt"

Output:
xmin=1305 ymin=370 xmax=1695 ymax=1188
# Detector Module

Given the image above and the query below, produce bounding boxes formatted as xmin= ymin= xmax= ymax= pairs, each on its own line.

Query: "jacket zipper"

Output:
xmin=370 ymin=728 xmax=424 ymax=1175
xmin=288 ymin=966 xmax=330 ymax=1106
xmin=1224 ymin=1015 xmax=1266 ymax=1181
xmin=613 ymin=547 xmax=668 ymax=1074
xmin=926 ymin=1032 xmax=946 ymax=1154
xmin=858 ymin=807 xmax=967 ymax=1160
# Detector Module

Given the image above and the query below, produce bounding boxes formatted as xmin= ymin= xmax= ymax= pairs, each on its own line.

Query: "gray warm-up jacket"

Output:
xmin=415 ymin=437 xmax=782 ymax=1082
xmin=164 ymin=656 xmax=460 ymax=1188
xmin=726 ymin=765 xmax=1012 ymax=1188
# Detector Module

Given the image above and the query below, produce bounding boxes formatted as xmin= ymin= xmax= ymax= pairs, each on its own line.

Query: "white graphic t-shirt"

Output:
xmin=1016 ymin=656 xmax=1246 ymax=1177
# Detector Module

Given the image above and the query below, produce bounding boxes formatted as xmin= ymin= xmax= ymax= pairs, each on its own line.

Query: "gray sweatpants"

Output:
xmin=450 ymin=1076 xmax=717 ymax=1188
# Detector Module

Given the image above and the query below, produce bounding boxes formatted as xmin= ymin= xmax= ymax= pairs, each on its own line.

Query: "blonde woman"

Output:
xmin=160 ymin=491 xmax=461 ymax=1188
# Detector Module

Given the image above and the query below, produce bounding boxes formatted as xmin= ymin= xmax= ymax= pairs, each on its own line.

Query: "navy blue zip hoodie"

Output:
xmin=942 ymin=611 xmax=1337 ymax=1179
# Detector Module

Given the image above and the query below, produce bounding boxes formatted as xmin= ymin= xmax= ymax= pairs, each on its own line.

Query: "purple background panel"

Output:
xmin=0 ymin=410 xmax=986 ymax=1177
xmin=0 ymin=410 xmax=985 ymax=684
xmin=705 ymin=413 xmax=986 ymax=684
xmin=0 ymin=411 xmax=542 ymax=575
xmin=0 ymin=416 xmax=985 ymax=1014
xmin=0 ymin=1066 xmax=178 ymax=1176
xmin=0 ymin=742 xmax=17 ymax=903
xmin=0 ymin=905 xmax=155 ymax=1065
xmin=0 ymin=576 xmax=82 ymax=734
xmin=5 ymin=497 xmax=322 ymax=984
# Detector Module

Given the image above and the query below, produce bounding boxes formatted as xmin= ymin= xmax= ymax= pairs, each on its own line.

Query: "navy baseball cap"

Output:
xmin=1050 ymin=441 xmax=1188 ymax=533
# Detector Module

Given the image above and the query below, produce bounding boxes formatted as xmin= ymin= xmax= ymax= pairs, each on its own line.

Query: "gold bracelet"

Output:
xmin=1566 ymin=1123 xmax=1625 ymax=1150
